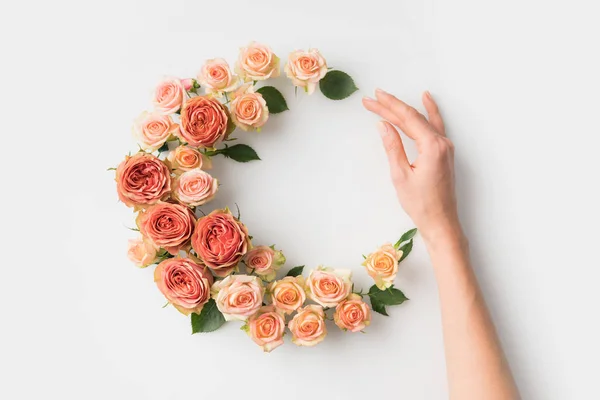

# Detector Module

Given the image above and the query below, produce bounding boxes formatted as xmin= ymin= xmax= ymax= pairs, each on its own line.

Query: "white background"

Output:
xmin=2 ymin=0 xmax=599 ymax=399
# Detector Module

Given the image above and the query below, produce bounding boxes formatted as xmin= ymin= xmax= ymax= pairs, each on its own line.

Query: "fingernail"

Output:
xmin=375 ymin=88 xmax=388 ymax=95
xmin=425 ymin=90 xmax=433 ymax=100
xmin=377 ymin=121 xmax=388 ymax=137
xmin=363 ymin=96 xmax=375 ymax=102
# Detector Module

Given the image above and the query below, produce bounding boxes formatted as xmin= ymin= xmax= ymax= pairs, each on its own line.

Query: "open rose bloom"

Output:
xmin=197 ymin=58 xmax=239 ymax=97
xmin=133 ymin=112 xmax=179 ymax=151
xmin=167 ymin=146 xmax=211 ymax=172
xmin=178 ymin=96 xmax=229 ymax=148
xmin=172 ymin=169 xmax=218 ymax=207
xmin=152 ymin=77 xmax=186 ymax=115
xmin=115 ymin=153 xmax=171 ymax=209
xmin=334 ymin=294 xmax=372 ymax=332
xmin=137 ymin=201 xmax=196 ymax=255
xmin=244 ymin=245 xmax=285 ymax=281
xmin=268 ymin=276 xmax=306 ymax=314
xmin=289 ymin=305 xmax=327 ymax=347
xmin=235 ymin=42 xmax=280 ymax=81
xmin=245 ymin=306 xmax=286 ymax=352
xmin=212 ymin=275 xmax=264 ymax=321
xmin=230 ymin=84 xmax=269 ymax=131
xmin=127 ymin=236 xmax=158 ymax=268
xmin=284 ymin=49 xmax=327 ymax=94
xmin=362 ymin=243 xmax=402 ymax=290
xmin=306 ymin=267 xmax=353 ymax=308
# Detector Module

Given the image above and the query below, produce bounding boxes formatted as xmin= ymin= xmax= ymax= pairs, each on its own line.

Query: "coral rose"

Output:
xmin=362 ymin=243 xmax=402 ymax=290
xmin=115 ymin=153 xmax=171 ymax=209
xmin=268 ymin=276 xmax=306 ymax=314
xmin=288 ymin=305 xmax=327 ymax=347
xmin=244 ymin=245 xmax=285 ymax=281
xmin=127 ymin=236 xmax=158 ymax=268
xmin=306 ymin=267 xmax=352 ymax=308
xmin=284 ymin=49 xmax=328 ymax=95
xmin=211 ymin=274 xmax=264 ymax=321
xmin=245 ymin=306 xmax=285 ymax=352
xmin=230 ymin=84 xmax=269 ymax=131
xmin=152 ymin=77 xmax=186 ymax=115
xmin=154 ymin=257 xmax=213 ymax=315
xmin=172 ymin=169 xmax=218 ymax=207
xmin=191 ymin=208 xmax=251 ymax=277
xmin=167 ymin=146 xmax=211 ymax=172
xmin=178 ymin=96 xmax=229 ymax=148
xmin=137 ymin=202 xmax=196 ymax=255
xmin=235 ymin=42 xmax=280 ymax=81
xmin=334 ymin=294 xmax=372 ymax=332
xmin=197 ymin=58 xmax=238 ymax=97
xmin=133 ymin=111 xmax=178 ymax=151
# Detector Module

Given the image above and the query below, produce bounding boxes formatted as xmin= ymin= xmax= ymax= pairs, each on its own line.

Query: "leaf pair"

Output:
xmin=394 ymin=228 xmax=417 ymax=262
xmin=368 ymin=285 xmax=409 ymax=316
xmin=205 ymin=144 xmax=260 ymax=163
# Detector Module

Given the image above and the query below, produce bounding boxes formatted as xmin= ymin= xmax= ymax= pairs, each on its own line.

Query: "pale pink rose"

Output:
xmin=172 ymin=169 xmax=218 ymax=207
xmin=137 ymin=202 xmax=196 ymax=255
xmin=235 ymin=42 xmax=280 ymax=81
xmin=246 ymin=306 xmax=285 ymax=352
xmin=167 ymin=146 xmax=212 ymax=172
xmin=362 ymin=243 xmax=402 ymax=290
xmin=152 ymin=77 xmax=186 ymax=115
xmin=191 ymin=208 xmax=251 ymax=277
xmin=230 ymin=84 xmax=269 ymax=131
xmin=284 ymin=49 xmax=328 ymax=95
xmin=154 ymin=257 xmax=213 ymax=315
xmin=306 ymin=267 xmax=352 ymax=308
xmin=178 ymin=96 xmax=229 ymax=148
xmin=334 ymin=294 xmax=372 ymax=332
xmin=288 ymin=305 xmax=327 ymax=347
xmin=244 ymin=245 xmax=285 ymax=281
xmin=127 ymin=236 xmax=158 ymax=268
xmin=211 ymin=274 xmax=264 ymax=321
xmin=133 ymin=111 xmax=178 ymax=151
xmin=115 ymin=153 xmax=171 ymax=209
xmin=268 ymin=276 xmax=306 ymax=314
xmin=197 ymin=58 xmax=238 ymax=97
xmin=180 ymin=78 xmax=194 ymax=91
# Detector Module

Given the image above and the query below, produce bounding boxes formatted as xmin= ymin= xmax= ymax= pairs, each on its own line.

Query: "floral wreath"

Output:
xmin=112 ymin=42 xmax=416 ymax=352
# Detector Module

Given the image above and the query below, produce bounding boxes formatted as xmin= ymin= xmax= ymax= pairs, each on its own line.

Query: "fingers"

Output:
xmin=422 ymin=91 xmax=445 ymax=136
xmin=376 ymin=120 xmax=410 ymax=179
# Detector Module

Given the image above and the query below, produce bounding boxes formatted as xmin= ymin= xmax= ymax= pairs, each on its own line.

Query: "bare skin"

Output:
xmin=363 ymin=89 xmax=520 ymax=400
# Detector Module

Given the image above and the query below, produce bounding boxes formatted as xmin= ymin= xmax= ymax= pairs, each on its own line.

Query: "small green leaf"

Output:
xmin=369 ymin=296 xmax=389 ymax=316
xmin=394 ymin=228 xmax=417 ymax=248
xmin=106 ymin=167 xmax=116 ymax=171
xmin=319 ymin=70 xmax=358 ymax=100
xmin=256 ymin=86 xmax=289 ymax=114
xmin=191 ymin=299 xmax=226 ymax=334
xmin=216 ymin=144 xmax=260 ymax=163
xmin=368 ymin=285 xmax=409 ymax=306
xmin=399 ymin=239 xmax=413 ymax=262
xmin=157 ymin=142 xmax=170 ymax=153
xmin=286 ymin=265 xmax=305 ymax=277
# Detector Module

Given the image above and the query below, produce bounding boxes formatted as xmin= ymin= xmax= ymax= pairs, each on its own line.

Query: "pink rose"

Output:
xmin=197 ymin=58 xmax=239 ymax=97
xmin=137 ymin=202 xmax=196 ymax=255
xmin=167 ymin=146 xmax=211 ymax=172
xmin=180 ymin=78 xmax=194 ymax=91
xmin=244 ymin=245 xmax=285 ymax=281
xmin=288 ymin=305 xmax=327 ymax=347
xmin=245 ymin=306 xmax=285 ymax=352
xmin=178 ymin=96 xmax=229 ymax=148
xmin=306 ymin=267 xmax=352 ymax=308
xmin=154 ymin=257 xmax=213 ymax=315
xmin=133 ymin=111 xmax=178 ymax=151
xmin=191 ymin=208 xmax=251 ymax=277
xmin=172 ymin=169 xmax=218 ymax=207
xmin=230 ymin=84 xmax=269 ymax=131
xmin=235 ymin=42 xmax=280 ymax=81
xmin=334 ymin=294 xmax=372 ymax=332
xmin=211 ymin=274 xmax=264 ymax=321
xmin=284 ymin=49 xmax=328 ymax=95
xmin=152 ymin=77 xmax=186 ymax=115
xmin=127 ymin=236 xmax=158 ymax=268
xmin=362 ymin=243 xmax=402 ymax=290
xmin=115 ymin=153 xmax=171 ymax=209
xmin=268 ymin=276 xmax=306 ymax=314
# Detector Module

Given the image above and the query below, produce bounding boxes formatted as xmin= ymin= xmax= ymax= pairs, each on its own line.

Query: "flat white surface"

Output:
xmin=2 ymin=0 xmax=599 ymax=399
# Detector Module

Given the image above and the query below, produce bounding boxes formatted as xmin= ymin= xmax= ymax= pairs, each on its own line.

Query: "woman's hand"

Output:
xmin=362 ymin=89 xmax=462 ymax=246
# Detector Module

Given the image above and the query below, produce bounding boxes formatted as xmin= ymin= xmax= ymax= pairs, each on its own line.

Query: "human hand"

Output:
xmin=362 ymin=89 xmax=463 ymax=246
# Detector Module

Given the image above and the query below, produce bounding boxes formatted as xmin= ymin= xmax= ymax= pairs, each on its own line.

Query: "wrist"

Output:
xmin=421 ymin=220 xmax=468 ymax=253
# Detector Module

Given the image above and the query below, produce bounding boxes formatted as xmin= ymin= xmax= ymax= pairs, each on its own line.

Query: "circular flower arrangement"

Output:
xmin=113 ymin=42 xmax=417 ymax=352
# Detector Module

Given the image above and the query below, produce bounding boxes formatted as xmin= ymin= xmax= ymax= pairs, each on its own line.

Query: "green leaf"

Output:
xmin=369 ymin=296 xmax=389 ymax=316
xmin=215 ymin=144 xmax=260 ymax=163
xmin=319 ymin=70 xmax=358 ymax=100
xmin=157 ymin=142 xmax=170 ymax=153
xmin=191 ymin=299 xmax=226 ymax=334
xmin=106 ymin=167 xmax=116 ymax=171
xmin=256 ymin=86 xmax=289 ymax=114
xmin=394 ymin=228 xmax=417 ymax=248
xmin=286 ymin=265 xmax=305 ymax=277
xmin=368 ymin=284 xmax=409 ymax=306
xmin=399 ymin=239 xmax=413 ymax=262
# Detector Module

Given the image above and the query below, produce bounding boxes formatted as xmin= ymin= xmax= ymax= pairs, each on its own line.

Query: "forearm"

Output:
xmin=425 ymin=227 xmax=519 ymax=400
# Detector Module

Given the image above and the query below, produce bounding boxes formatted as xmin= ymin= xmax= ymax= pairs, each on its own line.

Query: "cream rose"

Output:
xmin=167 ymin=146 xmax=211 ymax=172
xmin=305 ymin=267 xmax=352 ymax=308
xmin=284 ymin=49 xmax=327 ymax=95
xmin=246 ymin=306 xmax=286 ymax=352
xmin=334 ymin=294 xmax=372 ymax=333
xmin=152 ymin=77 xmax=186 ymax=115
xmin=235 ymin=42 xmax=280 ymax=81
xmin=230 ymin=84 xmax=269 ymax=131
xmin=362 ymin=243 xmax=402 ymax=290
xmin=197 ymin=58 xmax=239 ymax=97
xmin=172 ymin=169 xmax=218 ymax=207
xmin=288 ymin=305 xmax=327 ymax=347
xmin=132 ymin=111 xmax=178 ymax=151
xmin=127 ymin=236 xmax=158 ymax=268
xmin=268 ymin=276 xmax=306 ymax=314
xmin=244 ymin=245 xmax=285 ymax=281
xmin=211 ymin=275 xmax=264 ymax=321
